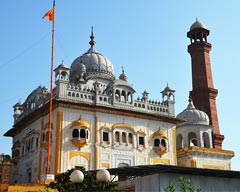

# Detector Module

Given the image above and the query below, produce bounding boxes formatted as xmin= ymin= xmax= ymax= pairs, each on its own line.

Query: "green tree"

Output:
xmin=164 ymin=177 xmax=201 ymax=192
xmin=47 ymin=167 xmax=118 ymax=192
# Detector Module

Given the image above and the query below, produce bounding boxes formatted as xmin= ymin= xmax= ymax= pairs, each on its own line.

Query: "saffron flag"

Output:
xmin=42 ymin=8 xmax=54 ymax=21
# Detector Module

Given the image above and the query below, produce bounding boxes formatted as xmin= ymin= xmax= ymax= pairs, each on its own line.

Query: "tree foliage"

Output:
xmin=164 ymin=177 xmax=201 ymax=192
xmin=47 ymin=167 xmax=118 ymax=192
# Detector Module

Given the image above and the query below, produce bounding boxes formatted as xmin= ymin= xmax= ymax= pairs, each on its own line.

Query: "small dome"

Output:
xmin=119 ymin=67 xmax=128 ymax=81
xmin=177 ymin=98 xmax=209 ymax=125
xmin=153 ymin=128 xmax=167 ymax=138
xmin=70 ymin=29 xmax=114 ymax=82
xmin=161 ymin=84 xmax=175 ymax=93
xmin=190 ymin=19 xmax=207 ymax=30
xmin=59 ymin=63 xmax=67 ymax=68
xmin=72 ymin=115 xmax=90 ymax=128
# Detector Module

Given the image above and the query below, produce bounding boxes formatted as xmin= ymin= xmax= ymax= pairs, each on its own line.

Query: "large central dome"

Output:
xmin=70 ymin=29 xmax=114 ymax=83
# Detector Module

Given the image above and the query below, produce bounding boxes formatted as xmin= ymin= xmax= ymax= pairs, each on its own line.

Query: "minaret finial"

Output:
xmin=89 ymin=26 xmax=95 ymax=47
xmin=188 ymin=94 xmax=192 ymax=102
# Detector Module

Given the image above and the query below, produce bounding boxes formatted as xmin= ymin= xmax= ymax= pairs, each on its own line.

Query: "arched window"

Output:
xmin=188 ymin=132 xmax=198 ymax=146
xmin=138 ymin=136 xmax=144 ymax=145
xmin=127 ymin=93 xmax=132 ymax=103
xmin=203 ymin=132 xmax=210 ymax=148
xmin=128 ymin=133 xmax=133 ymax=144
xmin=46 ymin=131 xmax=52 ymax=142
xmin=103 ymin=132 xmax=109 ymax=142
xmin=176 ymin=134 xmax=183 ymax=150
xmin=22 ymin=146 xmax=24 ymax=155
xmin=115 ymin=90 xmax=120 ymax=101
xmin=36 ymin=137 xmax=39 ymax=148
xmin=154 ymin=138 xmax=160 ymax=147
xmin=72 ymin=129 xmax=79 ymax=138
xmin=26 ymin=168 xmax=32 ymax=183
xmin=160 ymin=139 xmax=167 ymax=150
xmin=122 ymin=132 xmax=126 ymax=143
xmin=80 ymin=129 xmax=86 ymax=138
xmin=115 ymin=131 xmax=120 ymax=142
xmin=42 ymin=132 xmax=45 ymax=142
xmin=46 ymin=132 xmax=49 ymax=142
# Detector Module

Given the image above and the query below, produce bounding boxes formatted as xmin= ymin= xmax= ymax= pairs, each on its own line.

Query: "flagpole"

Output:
xmin=46 ymin=0 xmax=55 ymax=175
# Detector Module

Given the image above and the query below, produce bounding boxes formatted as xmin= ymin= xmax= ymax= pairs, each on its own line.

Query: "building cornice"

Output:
xmin=4 ymin=99 xmax=183 ymax=137
xmin=177 ymin=146 xmax=234 ymax=157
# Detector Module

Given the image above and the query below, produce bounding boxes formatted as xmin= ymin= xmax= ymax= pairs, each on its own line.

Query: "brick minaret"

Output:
xmin=187 ymin=20 xmax=224 ymax=149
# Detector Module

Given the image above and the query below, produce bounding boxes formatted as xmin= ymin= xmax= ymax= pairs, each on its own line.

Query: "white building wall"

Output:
xmin=133 ymin=173 xmax=240 ymax=192
xmin=59 ymin=107 xmax=177 ymax=173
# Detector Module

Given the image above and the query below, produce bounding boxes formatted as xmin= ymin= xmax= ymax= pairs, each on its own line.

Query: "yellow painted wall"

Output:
xmin=7 ymin=184 xmax=46 ymax=192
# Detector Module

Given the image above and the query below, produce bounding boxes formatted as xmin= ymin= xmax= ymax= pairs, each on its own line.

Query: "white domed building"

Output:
xmin=176 ymin=97 xmax=233 ymax=169
xmin=4 ymin=20 xmax=234 ymax=184
xmin=4 ymin=29 xmax=179 ymax=184
xmin=176 ymin=97 xmax=213 ymax=149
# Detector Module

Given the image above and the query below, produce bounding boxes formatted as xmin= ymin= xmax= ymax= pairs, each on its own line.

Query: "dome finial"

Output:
xmin=188 ymin=94 xmax=192 ymax=103
xmin=187 ymin=95 xmax=195 ymax=109
xmin=121 ymin=66 xmax=125 ymax=73
xmin=89 ymin=26 xmax=95 ymax=47
xmin=119 ymin=66 xmax=128 ymax=81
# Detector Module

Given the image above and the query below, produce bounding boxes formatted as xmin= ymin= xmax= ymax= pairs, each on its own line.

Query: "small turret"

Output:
xmin=161 ymin=84 xmax=175 ymax=116
xmin=54 ymin=60 xmax=70 ymax=82
xmin=13 ymin=101 xmax=23 ymax=123
xmin=141 ymin=90 xmax=149 ymax=102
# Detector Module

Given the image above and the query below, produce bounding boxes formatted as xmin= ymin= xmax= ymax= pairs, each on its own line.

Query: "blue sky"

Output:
xmin=1 ymin=1 xmax=239 ymax=170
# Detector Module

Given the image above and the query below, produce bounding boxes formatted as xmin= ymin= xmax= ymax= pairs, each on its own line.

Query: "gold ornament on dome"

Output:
xmin=72 ymin=115 xmax=90 ymax=128
xmin=153 ymin=128 xmax=167 ymax=138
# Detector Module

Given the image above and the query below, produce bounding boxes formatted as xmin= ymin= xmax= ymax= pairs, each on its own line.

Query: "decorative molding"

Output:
xmin=152 ymin=158 xmax=169 ymax=165
xmin=101 ymin=163 xmax=109 ymax=168
xmin=177 ymin=146 xmax=234 ymax=157
xmin=56 ymin=102 xmax=182 ymax=124
xmin=202 ymin=164 xmax=224 ymax=170
xmin=94 ymin=115 xmax=99 ymax=170
xmin=54 ymin=111 xmax=63 ymax=175
xmin=172 ymin=127 xmax=177 ymax=165
xmin=100 ymin=124 xmax=111 ymax=130
xmin=112 ymin=123 xmax=135 ymax=133
xmin=69 ymin=151 xmax=90 ymax=162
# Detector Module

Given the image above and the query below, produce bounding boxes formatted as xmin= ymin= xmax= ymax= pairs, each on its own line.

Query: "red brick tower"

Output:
xmin=187 ymin=20 xmax=224 ymax=149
